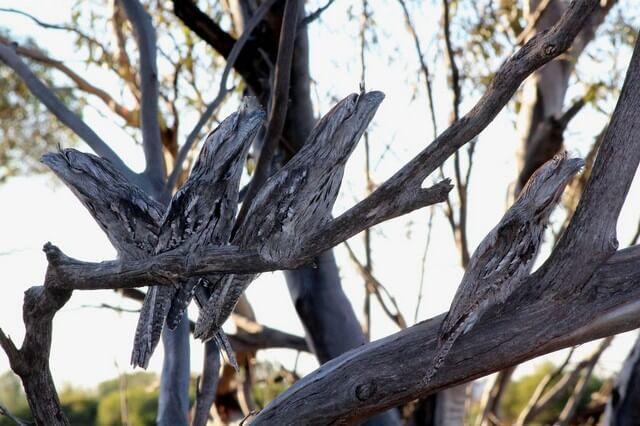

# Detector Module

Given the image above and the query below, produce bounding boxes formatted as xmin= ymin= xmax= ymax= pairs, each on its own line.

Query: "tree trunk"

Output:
xmin=158 ymin=316 xmax=191 ymax=425
xmin=601 ymin=333 xmax=640 ymax=425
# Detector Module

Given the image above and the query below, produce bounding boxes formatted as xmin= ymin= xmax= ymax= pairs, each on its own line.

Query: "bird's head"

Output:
xmin=190 ymin=98 xmax=264 ymax=182
xmin=516 ymin=151 xmax=584 ymax=220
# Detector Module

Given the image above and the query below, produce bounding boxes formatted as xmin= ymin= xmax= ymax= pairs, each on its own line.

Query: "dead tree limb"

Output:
xmin=0 ymin=287 xmax=71 ymax=426
xmin=250 ymin=244 xmax=640 ymax=424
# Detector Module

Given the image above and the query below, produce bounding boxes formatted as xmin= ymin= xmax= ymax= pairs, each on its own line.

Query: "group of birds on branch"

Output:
xmin=44 ymin=87 xmax=584 ymax=380
xmin=131 ymin=91 xmax=384 ymax=369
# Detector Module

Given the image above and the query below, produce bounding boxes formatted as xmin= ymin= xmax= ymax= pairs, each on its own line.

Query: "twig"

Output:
xmin=396 ymin=0 xmax=438 ymax=139
xmin=0 ymin=7 xmax=108 ymax=55
xmin=442 ymin=0 xmax=470 ymax=268
xmin=167 ymin=0 xmax=280 ymax=192
xmin=80 ymin=303 xmax=140 ymax=313
xmin=516 ymin=347 xmax=577 ymax=425
xmin=344 ymin=242 xmax=407 ymax=330
xmin=555 ymin=337 xmax=613 ymax=425
xmin=516 ymin=0 xmax=554 ymax=45
xmin=299 ymin=0 xmax=336 ymax=28
xmin=415 ymin=207 xmax=435 ymax=323
xmin=359 ymin=0 xmax=374 ymax=339
xmin=0 ymin=402 xmax=30 ymax=426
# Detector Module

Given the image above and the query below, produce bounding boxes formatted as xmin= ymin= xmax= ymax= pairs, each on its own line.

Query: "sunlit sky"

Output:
xmin=0 ymin=0 xmax=639 ymax=391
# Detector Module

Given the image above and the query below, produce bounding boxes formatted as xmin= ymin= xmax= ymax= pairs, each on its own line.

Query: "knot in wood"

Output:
xmin=355 ymin=380 xmax=377 ymax=401
xmin=543 ymin=43 xmax=556 ymax=56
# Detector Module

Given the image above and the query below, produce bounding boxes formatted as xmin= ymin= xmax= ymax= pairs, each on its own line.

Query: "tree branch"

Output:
xmin=0 ymin=34 xmax=139 ymax=126
xmin=42 ymin=0 xmax=601 ymax=292
xmin=120 ymin=0 xmax=166 ymax=190
xmin=0 ymin=43 xmax=137 ymax=183
xmin=251 ymin=244 xmax=640 ymax=423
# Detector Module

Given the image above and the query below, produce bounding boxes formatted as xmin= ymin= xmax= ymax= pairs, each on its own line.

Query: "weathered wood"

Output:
xmin=192 ymin=340 xmax=221 ymax=426
xmin=250 ymin=245 xmax=640 ymax=424
xmin=0 ymin=286 xmax=71 ymax=426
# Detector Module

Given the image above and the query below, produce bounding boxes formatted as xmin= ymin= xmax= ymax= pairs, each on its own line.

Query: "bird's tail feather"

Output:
xmin=425 ymin=316 xmax=472 ymax=384
xmin=212 ymin=329 xmax=239 ymax=371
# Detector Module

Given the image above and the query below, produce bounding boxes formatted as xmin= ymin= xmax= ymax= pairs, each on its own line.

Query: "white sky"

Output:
xmin=0 ymin=0 xmax=639 ymax=391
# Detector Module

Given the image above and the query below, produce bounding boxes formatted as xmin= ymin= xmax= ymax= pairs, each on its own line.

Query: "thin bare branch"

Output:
xmin=396 ymin=0 xmax=437 ymax=138
xmin=299 ymin=0 xmax=336 ymax=28
xmin=516 ymin=0 xmax=554 ymax=45
xmin=415 ymin=207 xmax=435 ymax=323
xmin=555 ymin=336 xmax=613 ymax=425
xmin=515 ymin=347 xmax=576 ymax=425
xmin=344 ymin=242 xmax=407 ymax=330
xmin=0 ymin=402 xmax=29 ymax=426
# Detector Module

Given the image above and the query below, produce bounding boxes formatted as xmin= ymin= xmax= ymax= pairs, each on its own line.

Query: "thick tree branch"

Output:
xmin=251 ymin=244 xmax=640 ymax=424
xmin=251 ymin=21 xmax=640 ymax=421
xmin=0 ymin=287 xmax=71 ymax=425
xmin=120 ymin=0 xmax=166 ymax=190
xmin=172 ymin=0 xmax=271 ymax=96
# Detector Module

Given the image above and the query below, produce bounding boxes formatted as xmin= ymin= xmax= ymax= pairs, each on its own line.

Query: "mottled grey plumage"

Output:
xmin=130 ymin=102 xmax=264 ymax=369
xmin=425 ymin=152 xmax=584 ymax=383
xmin=193 ymin=91 xmax=385 ymax=347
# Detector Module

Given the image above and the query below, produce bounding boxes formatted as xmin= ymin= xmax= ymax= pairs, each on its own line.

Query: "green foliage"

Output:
xmin=251 ymin=361 xmax=295 ymax=409
xmin=96 ymin=386 xmax=159 ymax=426
xmin=500 ymin=362 xmax=560 ymax=422
xmin=0 ymin=371 xmax=30 ymax=426
xmin=499 ymin=362 xmax=604 ymax=424
xmin=0 ymin=370 xmax=162 ymax=426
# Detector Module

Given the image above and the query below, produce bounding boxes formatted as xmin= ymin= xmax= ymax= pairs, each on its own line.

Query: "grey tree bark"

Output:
xmin=600 ymin=333 xmax=640 ymax=425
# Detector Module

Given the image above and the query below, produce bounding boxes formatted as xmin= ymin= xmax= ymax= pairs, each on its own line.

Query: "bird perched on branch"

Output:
xmin=425 ymin=152 xmax=584 ymax=384
xmin=131 ymin=101 xmax=264 ymax=369
xmin=193 ymin=91 xmax=385 ymax=347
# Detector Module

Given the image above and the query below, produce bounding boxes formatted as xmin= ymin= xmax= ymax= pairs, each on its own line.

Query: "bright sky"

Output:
xmin=0 ymin=0 xmax=639 ymax=392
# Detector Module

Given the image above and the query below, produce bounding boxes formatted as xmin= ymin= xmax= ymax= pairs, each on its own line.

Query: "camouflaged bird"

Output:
xmin=425 ymin=152 xmax=584 ymax=384
xmin=193 ymin=91 xmax=385 ymax=351
xmin=130 ymin=102 xmax=264 ymax=369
